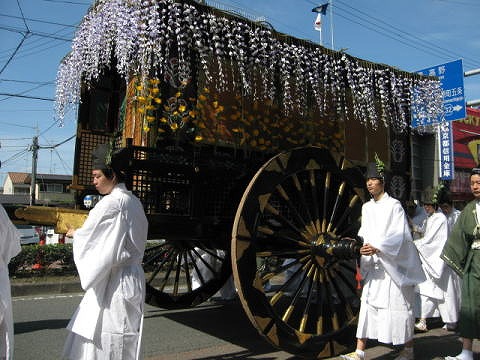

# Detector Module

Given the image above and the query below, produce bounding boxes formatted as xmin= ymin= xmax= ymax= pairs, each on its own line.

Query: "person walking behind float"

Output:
xmin=413 ymin=186 xmax=459 ymax=332
xmin=340 ymin=156 xmax=425 ymax=360
xmin=63 ymin=144 xmax=149 ymax=360
xmin=440 ymin=197 xmax=461 ymax=234
xmin=441 ymin=166 xmax=480 ymax=360
xmin=405 ymin=200 xmax=427 ymax=240
xmin=0 ymin=204 xmax=21 ymax=360
xmin=439 ymin=194 xmax=462 ymax=331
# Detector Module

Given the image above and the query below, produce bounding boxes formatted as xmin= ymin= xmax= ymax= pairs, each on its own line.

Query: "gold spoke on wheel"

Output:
xmin=269 ymin=256 xmax=310 ymax=306
xmin=322 ymin=172 xmax=331 ymax=232
xmin=256 ymin=250 xmax=309 ymax=258
xmin=299 ymin=266 xmax=318 ymax=332
xmin=291 ymin=174 xmax=317 ymax=237
xmin=309 ymin=169 xmax=322 ymax=234
xmin=316 ymin=270 xmax=327 ymax=334
xmin=263 ymin=202 xmax=313 ymax=243
xmin=256 ymin=224 xmax=310 ymax=247
xmin=280 ymin=260 xmax=314 ymax=323
xmin=326 ymin=181 xmax=346 ymax=233
xmin=275 ymin=184 xmax=316 ymax=239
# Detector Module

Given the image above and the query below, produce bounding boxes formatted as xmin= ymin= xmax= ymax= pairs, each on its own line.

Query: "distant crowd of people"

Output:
xmin=340 ymin=158 xmax=479 ymax=360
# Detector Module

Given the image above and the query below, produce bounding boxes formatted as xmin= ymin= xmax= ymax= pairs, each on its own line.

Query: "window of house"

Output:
xmin=39 ymin=183 xmax=64 ymax=193
xmin=14 ymin=187 xmax=29 ymax=194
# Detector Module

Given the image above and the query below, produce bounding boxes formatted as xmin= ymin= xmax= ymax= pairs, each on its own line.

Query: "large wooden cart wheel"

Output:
xmin=232 ymin=146 xmax=366 ymax=358
xmin=144 ymin=237 xmax=232 ymax=309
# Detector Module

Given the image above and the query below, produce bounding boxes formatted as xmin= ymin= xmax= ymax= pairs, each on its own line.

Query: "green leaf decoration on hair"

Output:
xmin=104 ymin=139 xmax=115 ymax=167
xmin=432 ymin=183 xmax=445 ymax=205
xmin=374 ymin=152 xmax=385 ymax=177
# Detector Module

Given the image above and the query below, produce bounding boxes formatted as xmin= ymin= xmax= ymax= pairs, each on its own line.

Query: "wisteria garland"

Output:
xmin=55 ymin=0 xmax=443 ymax=130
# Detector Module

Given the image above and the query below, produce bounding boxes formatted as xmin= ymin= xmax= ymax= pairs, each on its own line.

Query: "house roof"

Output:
xmin=36 ymin=174 xmax=72 ymax=182
xmin=8 ymin=172 xmax=30 ymax=185
xmin=7 ymin=172 xmax=72 ymax=185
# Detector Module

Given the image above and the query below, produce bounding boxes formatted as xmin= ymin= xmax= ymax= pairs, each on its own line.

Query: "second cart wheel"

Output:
xmin=144 ymin=237 xmax=232 ymax=309
xmin=232 ymin=146 xmax=366 ymax=358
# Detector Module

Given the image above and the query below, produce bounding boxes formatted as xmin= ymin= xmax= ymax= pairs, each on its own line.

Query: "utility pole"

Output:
xmin=29 ymin=136 xmax=38 ymax=206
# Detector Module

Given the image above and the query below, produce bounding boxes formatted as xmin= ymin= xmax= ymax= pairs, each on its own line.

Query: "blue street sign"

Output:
xmin=412 ymin=59 xmax=466 ymax=127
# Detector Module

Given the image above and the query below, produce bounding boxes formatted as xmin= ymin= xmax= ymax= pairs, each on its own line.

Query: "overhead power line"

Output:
xmin=0 ymin=31 xmax=30 ymax=75
xmin=0 ymin=79 xmax=53 ymax=85
xmin=41 ymin=0 xmax=91 ymax=5
xmin=334 ymin=0 xmax=480 ymax=69
xmin=0 ymin=93 xmax=54 ymax=101
xmin=303 ymin=0 xmax=480 ymax=69
xmin=0 ymin=13 xmax=79 ymax=28
xmin=0 ymin=25 xmax=72 ymax=42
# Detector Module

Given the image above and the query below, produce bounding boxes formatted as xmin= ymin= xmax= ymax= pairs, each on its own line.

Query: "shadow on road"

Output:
xmin=145 ymin=300 xmax=301 ymax=359
xmin=15 ymin=319 xmax=70 ymax=335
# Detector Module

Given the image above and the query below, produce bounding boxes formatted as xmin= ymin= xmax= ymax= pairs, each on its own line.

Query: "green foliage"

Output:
xmin=9 ymin=242 xmax=161 ymax=277
xmin=374 ymin=152 xmax=385 ymax=177
xmin=9 ymin=244 xmax=77 ymax=277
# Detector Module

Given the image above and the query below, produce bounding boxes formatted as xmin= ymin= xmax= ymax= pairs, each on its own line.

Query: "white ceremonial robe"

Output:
xmin=444 ymin=207 xmax=462 ymax=321
xmin=415 ymin=211 xmax=458 ymax=322
xmin=0 ymin=205 xmax=21 ymax=360
xmin=63 ymin=184 xmax=148 ymax=360
xmin=356 ymin=193 xmax=425 ymax=345
xmin=445 ymin=208 xmax=461 ymax=235
xmin=415 ymin=211 xmax=459 ymax=322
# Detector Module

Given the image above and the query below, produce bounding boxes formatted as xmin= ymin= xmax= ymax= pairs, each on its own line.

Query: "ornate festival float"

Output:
xmin=16 ymin=0 xmax=443 ymax=357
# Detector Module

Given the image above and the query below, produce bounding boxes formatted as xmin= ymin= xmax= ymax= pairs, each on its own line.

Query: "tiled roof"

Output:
xmin=8 ymin=172 xmax=30 ymax=185
xmin=8 ymin=172 xmax=72 ymax=184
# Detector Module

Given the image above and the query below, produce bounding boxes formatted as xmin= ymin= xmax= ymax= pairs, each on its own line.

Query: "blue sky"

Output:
xmin=1 ymin=0 xmax=479 ymax=186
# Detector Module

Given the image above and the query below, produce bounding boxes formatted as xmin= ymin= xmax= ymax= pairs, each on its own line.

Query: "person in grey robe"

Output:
xmin=63 ymin=144 xmax=148 ymax=359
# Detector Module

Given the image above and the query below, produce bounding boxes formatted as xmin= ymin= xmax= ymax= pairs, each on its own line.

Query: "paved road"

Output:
xmin=12 ymin=290 xmax=479 ymax=359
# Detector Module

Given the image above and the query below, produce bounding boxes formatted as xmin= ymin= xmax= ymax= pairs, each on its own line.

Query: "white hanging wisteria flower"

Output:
xmin=55 ymin=0 xmax=443 ymax=130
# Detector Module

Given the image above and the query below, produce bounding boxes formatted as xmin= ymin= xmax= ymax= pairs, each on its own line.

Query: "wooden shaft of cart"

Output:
xmin=15 ymin=206 xmax=88 ymax=234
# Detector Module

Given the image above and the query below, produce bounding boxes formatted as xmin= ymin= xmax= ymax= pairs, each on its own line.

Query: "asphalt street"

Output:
xmin=10 ymin=281 xmax=480 ymax=360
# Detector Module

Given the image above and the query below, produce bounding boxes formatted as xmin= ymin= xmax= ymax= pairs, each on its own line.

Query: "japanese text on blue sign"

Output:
xmin=412 ymin=59 xmax=466 ymax=127
xmin=438 ymin=121 xmax=454 ymax=180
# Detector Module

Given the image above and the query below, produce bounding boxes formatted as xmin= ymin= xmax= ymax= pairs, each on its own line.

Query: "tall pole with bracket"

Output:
xmin=29 ymin=136 xmax=39 ymax=206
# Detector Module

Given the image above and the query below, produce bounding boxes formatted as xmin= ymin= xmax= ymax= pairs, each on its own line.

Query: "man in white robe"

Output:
xmin=440 ymin=200 xmax=461 ymax=234
xmin=341 ymin=160 xmax=425 ymax=360
xmin=0 ymin=204 xmax=21 ymax=360
xmin=63 ymin=144 xmax=148 ymax=360
xmin=439 ymin=198 xmax=461 ymax=331
xmin=414 ymin=193 xmax=460 ymax=331
xmin=406 ymin=200 xmax=427 ymax=240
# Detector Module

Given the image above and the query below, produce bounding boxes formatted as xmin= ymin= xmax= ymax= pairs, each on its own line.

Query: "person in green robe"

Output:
xmin=441 ymin=167 xmax=480 ymax=360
